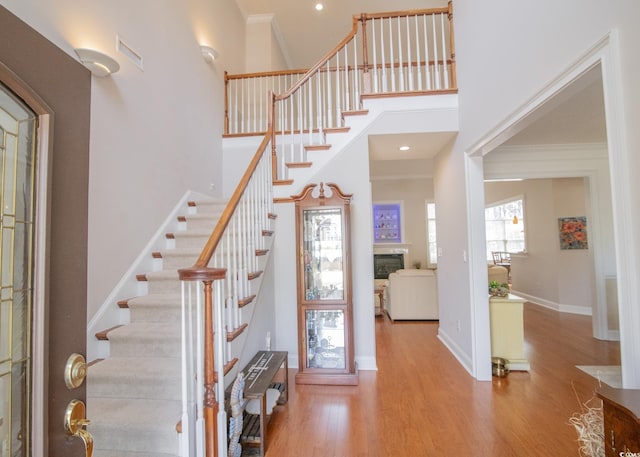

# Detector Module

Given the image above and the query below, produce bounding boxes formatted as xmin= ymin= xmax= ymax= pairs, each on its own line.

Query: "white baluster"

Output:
xmin=423 ymin=15 xmax=431 ymax=90
xmin=397 ymin=16 xmax=404 ymax=92
xmin=405 ymin=15 xmax=412 ymax=91
xmin=388 ymin=18 xmax=395 ymax=92
xmin=289 ymin=93 xmax=294 ymax=176
xmin=334 ymin=51 xmax=341 ymax=127
xmin=316 ymin=72 xmax=323 ymax=142
xmin=372 ymin=18 xmax=379 ymax=93
xmin=343 ymin=45 xmax=349 ymax=112
xmin=326 ymin=60 xmax=333 ymax=129
xmin=240 ymin=80 xmax=245 ymax=133
xmin=307 ymin=76 xmax=313 ymax=146
xmin=432 ymin=14 xmax=440 ymax=90
xmin=415 ymin=15 xmax=422 ymax=91
xmin=380 ymin=18 xmax=387 ymax=92
xmin=353 ymin=36 xmax=359 ymax=108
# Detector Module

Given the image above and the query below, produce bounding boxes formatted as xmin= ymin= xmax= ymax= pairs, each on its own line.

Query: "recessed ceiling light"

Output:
xmin=399 ymin=145 xmax=410 ymax=151
xmin=315 ymin=3 xmax=324 ymax=11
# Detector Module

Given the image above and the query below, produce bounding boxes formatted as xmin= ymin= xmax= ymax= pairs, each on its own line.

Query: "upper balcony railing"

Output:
xmin=225 ymin=3 xmax=456 ymax=139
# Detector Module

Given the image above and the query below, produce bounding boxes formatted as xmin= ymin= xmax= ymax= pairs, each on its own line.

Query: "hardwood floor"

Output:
xmin=265 ymin=303 xmax=620 ymax=456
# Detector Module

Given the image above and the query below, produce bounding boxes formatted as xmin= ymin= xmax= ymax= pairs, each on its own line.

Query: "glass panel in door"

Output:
xmin=304 ymin=309 xmax=346 ymax=369
xmin=302 ymin=207 xmax=344 ymax=301
xmin=0 ymin=83 xmax=37 ymax=457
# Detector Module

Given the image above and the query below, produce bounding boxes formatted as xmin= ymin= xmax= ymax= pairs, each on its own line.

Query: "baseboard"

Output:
xmin=607 ymin=330 xmax=620 ymax=341
xmin=511 ymin=290 xmax=592 ymax=316
xmin=355 ymin=356 xmax=378 ymax=371
xmin=437 ymin=328 xmax=474 ymax=377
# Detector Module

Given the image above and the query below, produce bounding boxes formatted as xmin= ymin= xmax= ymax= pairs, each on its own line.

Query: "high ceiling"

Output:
xmin=234 ymin=0 xmax=448 ymax=69
xmin=233 ymin=0 xmax=607 ymax=169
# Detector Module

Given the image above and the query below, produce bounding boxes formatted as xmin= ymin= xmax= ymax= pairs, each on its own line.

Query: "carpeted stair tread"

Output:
xmin=127 ymin=294 xmax=181 ymax=322
xmin=88 ymin=356 xmax=180 ymax=400
xmin=107 ymin=322 xmax=181 ymax=358
xmin=89 ymin=397 xmax=180 ymax=454
xmin=94 ymin=451 xmax=177 ymax=457
xmin=156 ymin=248 xmax=202 ymax=270
xmin=142 ymin=270 xmax=181 ymax=294
xmin=171 ymin=230 xmax=212 ymax=249
xmin=182 ymin=214 xmax=222 ymax=230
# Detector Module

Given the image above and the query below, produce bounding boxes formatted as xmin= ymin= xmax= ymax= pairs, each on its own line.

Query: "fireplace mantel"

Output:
xmin=373 ymin=243 xmax=411 ymax=255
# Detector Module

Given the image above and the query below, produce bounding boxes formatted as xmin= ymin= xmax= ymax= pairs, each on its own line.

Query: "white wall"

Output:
xmin=0 ymin=0 xmax=247 ymax=321
xmin=246 ymin=14 xmax=289 ymax=72
xmin=439 ymin=0 xmax=640 ymax=385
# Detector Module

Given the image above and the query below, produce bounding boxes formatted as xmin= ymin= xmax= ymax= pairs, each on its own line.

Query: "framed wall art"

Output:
xmin=558 ymin=216 xmax=588 ymax=250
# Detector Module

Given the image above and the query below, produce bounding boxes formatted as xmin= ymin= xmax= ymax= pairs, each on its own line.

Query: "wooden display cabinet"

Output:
xmin=292 ymin=183 xmax=358 ymax=385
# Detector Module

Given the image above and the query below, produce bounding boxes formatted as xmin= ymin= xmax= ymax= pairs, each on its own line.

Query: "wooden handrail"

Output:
xmin=274 ymin=15 xmax=360 ymax=102
xmin=191 ymin=132 xmax=271 ymax=269
xmin=225 ymin=68 xmax=308 ymax=80
xmin=359 ymin=6 xmax=449 ymax=21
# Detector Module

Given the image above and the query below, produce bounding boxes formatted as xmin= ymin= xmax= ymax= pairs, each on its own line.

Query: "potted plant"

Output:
xmin=489 ymin=280 xmax=510 ymax=297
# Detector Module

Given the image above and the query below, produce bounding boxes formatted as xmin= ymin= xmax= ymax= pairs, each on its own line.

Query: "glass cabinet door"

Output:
xmin=304 ymin=309 xmax=346 ymax=369
xmin=302 ymin=207 xmax=344 ymax=301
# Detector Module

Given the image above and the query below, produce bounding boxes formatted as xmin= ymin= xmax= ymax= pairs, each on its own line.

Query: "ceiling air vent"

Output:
xmin=116 ymin=36 xmax=143 ymax=70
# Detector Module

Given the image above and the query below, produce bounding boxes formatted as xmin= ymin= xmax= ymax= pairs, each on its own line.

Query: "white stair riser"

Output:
xmin=92 ymin=423 xmax=179 ymax=454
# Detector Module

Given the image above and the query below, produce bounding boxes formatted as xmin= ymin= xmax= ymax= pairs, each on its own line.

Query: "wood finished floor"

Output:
xmin=265 ymin=303 xmax=620 ymax=456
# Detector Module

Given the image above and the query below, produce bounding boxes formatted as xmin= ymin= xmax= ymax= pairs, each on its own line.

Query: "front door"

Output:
xmin=0 ymin=75 xmax=88 ymax=457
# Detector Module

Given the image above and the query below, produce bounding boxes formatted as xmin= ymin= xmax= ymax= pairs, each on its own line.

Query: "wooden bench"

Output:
xmin=227 ymin=351 xmax=288 ymax=456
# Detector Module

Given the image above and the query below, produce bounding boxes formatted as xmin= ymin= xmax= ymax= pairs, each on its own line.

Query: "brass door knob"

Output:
xmin=64 ymin=399 xmax=93 ymax=457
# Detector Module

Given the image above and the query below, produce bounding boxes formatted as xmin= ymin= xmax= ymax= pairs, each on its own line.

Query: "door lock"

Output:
xmin=64 ymin=399 xmax=93 ymax=457
xmin=64 ymin=353 xmax=87 ymax=389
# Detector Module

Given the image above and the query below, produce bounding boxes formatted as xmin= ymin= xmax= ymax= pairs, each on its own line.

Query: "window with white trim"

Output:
xmin=426 ymin=202 xmax=437 ymax=266
xmin=485 ymin=197 xmax=525 ymax=261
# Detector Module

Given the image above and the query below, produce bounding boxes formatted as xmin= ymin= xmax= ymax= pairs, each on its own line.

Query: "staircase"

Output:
xmin=87 ymin=6 xmax=458 ymax=457
xmin=87 ymin=198 xmax=231 ymax=456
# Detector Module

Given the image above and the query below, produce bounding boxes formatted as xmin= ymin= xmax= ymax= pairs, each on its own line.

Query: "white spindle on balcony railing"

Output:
xmin=226 ymin=6 xmax=456 ymax=185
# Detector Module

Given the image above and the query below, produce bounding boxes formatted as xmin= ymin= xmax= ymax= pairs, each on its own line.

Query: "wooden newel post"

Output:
xmin=202 ymin=278 xmax=217 ymax=457
xmin=448 ymin=1 xmax=457 ymax=89
xmin=269 ymin=91 xmax=278 ymax=182
xmin=224 ymin=71 xmax=230 ymax=135
xmin=178 ymin=266 xmax=227 ymax=457
xmin=360 ymin=14 xmax=371 ymax=96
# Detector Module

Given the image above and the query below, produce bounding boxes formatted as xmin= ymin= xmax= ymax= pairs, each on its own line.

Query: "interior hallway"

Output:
xmin=266 ymin=303 xmax=620 ymax=456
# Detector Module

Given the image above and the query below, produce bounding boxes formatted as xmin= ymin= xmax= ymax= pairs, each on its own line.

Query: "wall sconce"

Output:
xmin=200 ymin=45 xmax=219 ymax=63
xmin=75 ymin=48 xmax=120 ymax=77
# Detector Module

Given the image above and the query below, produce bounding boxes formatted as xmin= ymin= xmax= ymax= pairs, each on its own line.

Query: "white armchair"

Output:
xmin=386 ymin=269 xmax=438 ymax=320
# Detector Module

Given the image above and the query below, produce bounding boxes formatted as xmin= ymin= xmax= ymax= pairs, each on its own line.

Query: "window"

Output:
xmin=485 ymin=197 xmax=525 ymax=261
xmin=426 ymin=202 xmax=437 ymax=266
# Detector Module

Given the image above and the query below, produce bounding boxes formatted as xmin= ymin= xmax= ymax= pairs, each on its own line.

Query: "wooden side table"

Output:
xmin=597 ymin=385 xmax=640 ymax=457
xmin=235 ymin=351 xmax=288 ymax=456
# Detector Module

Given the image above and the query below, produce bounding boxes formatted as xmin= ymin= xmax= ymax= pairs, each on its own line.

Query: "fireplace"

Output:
xmin=373 ymin=253 xmax=405 ymax=279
